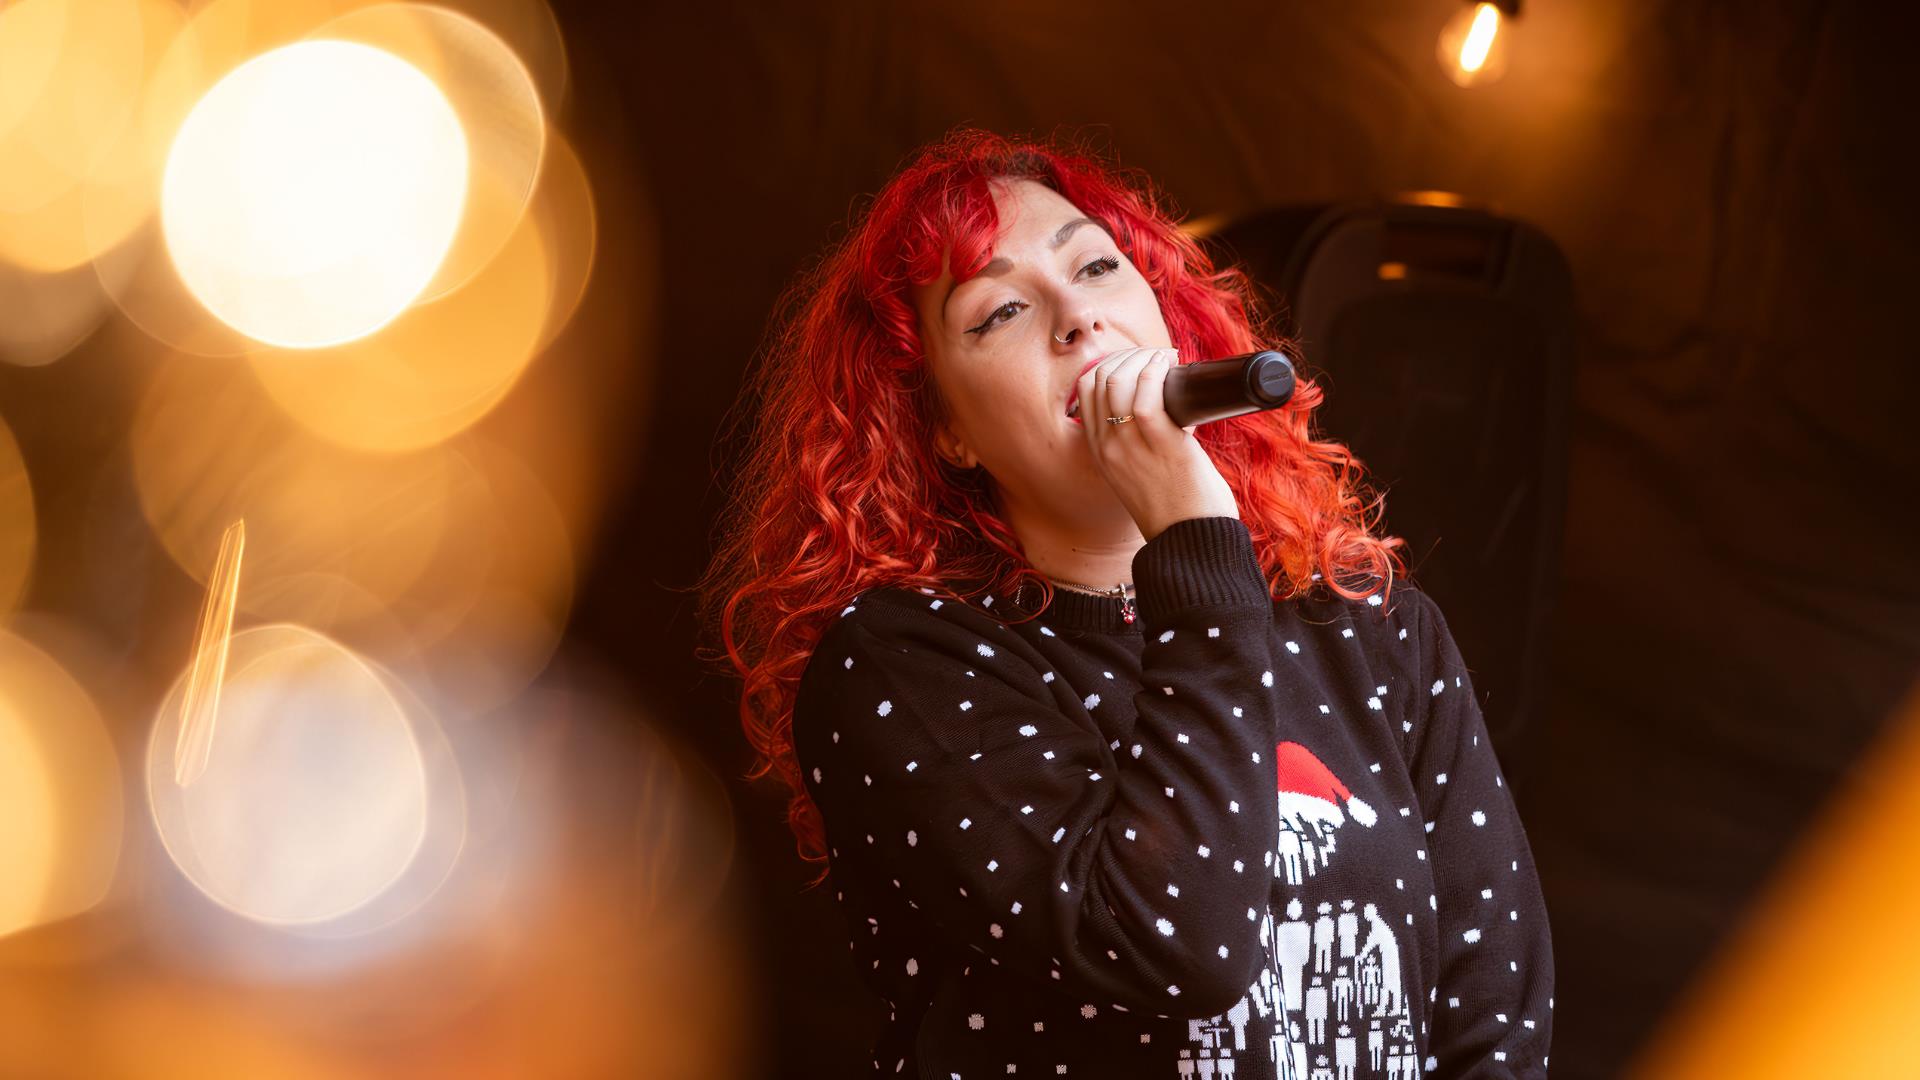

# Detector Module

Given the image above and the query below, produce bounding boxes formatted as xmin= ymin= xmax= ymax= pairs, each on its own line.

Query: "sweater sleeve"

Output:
xmin=1404 ymin=587 xmax=1555 ymax=1078
xmin=794 ymin=516 xmax=1282 ymax=1020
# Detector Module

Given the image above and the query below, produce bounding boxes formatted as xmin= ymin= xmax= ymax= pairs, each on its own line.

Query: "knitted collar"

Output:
xmin=1008 ymin=580 xmax=1141 ymax=636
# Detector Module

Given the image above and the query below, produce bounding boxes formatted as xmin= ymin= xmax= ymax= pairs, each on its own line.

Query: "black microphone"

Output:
xmin=1163 ymin=349 xmax=1297 ymax=428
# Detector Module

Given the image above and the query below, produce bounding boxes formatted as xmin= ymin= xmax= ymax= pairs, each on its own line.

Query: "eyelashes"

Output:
xmin=965 ymin=255 xmax=1122 ymax=336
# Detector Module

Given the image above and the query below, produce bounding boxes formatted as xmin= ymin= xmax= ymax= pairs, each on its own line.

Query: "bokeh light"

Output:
xmin=147 ymin=624 xmax=431 ymax=925
xmin=395 ymin=436 xmax=576 ymax=714
xmin=0 ymin=0 xmax=690 ymax=1074
xmin=245 ymin=192 xmax=554 ymax=452
xmin=0 ymin=700 xmax=58 ymax=937
xmin=175 ymin=520 xmax=245 ymax=788
xmin=0 ymin=0 xmax=185 ymax=273
xmin=0 ymin=630 xmax=123 ymax=940
xmin=161 ymin=39 xmax=469 ymax=347
xmin=1438 ymin=2 xmax=1512 ymax=88
xmin=524 ymin=131 xmax=598 ymax=353
xmin=310 ymin=2 xmax=546 ymax=301
xmin=132 ymin=351 xmax=463 ymax=629
xmin=130 ymin=353 xmax=581 ymax=715
xmin=0 ymin=416 xmax=34 ymax=617
xmin=0 ymin=251 xmax=136 ymax=368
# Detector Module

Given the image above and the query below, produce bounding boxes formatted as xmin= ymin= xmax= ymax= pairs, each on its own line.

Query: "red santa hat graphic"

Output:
xmin=1273 ymin=741 xmax=1377 ymax=828
xmin=1272 ymin=741 xmax=1378 ymax=885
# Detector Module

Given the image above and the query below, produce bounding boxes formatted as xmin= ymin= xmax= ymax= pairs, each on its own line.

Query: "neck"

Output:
xmin=999 ymin=490 xmax=1144 ymax=590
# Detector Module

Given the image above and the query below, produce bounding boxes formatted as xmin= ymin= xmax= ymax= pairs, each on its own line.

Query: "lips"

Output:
xmin=1063 ymin=356 xmax=1103 ymax=421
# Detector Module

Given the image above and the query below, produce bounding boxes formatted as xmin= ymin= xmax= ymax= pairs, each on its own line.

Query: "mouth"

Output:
xmin=1063 ymin=356 xmax=1103 ymax=424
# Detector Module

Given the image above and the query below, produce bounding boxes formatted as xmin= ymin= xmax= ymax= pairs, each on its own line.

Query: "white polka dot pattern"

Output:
xmin=788 ymin=519 xmax=1552 ymax=1077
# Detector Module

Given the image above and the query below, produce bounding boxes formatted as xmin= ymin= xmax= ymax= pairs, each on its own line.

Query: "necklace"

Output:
xmin=1047 ymin=577 xmax=1130 ymax=596
xmin=1029 ymin=576 xmax=1138 ymax=625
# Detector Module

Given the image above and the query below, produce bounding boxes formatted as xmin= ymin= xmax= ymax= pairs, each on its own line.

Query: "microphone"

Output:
xmin=1163 ymin=349 xmax=1297 ymax=428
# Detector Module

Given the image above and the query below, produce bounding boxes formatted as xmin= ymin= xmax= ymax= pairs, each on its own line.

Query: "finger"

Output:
xmin=1086 ymin=349 xmax=1135 ymax=433
xmin=1080 ymin=358 xmax=1106 ymax=442
xmin=1103 ymin=348 xmax=1155 ymax=427
xmin=1133 ymin=349 xmax=1177 ymax=429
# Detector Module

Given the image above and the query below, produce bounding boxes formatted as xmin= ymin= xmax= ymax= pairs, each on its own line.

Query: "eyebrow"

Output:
xmin=943 ymin=216 xmax=1110 ymax=326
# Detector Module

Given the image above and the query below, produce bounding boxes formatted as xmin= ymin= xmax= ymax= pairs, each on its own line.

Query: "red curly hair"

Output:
xmin=696 ymin=127 xmax=1407 ymax=889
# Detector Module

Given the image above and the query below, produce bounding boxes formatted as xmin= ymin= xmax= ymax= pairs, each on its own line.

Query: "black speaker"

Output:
xmin=1202 ymin=197 xmax=1575 ymax=793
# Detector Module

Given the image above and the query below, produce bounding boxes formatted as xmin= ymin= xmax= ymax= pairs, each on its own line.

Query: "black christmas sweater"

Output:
xmin=793 ymin=515 xmax=1553 ymax=1079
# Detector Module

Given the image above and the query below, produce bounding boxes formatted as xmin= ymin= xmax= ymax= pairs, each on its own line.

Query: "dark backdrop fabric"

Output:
xmin=555 ymin=2 xmax=1920 ymax=1076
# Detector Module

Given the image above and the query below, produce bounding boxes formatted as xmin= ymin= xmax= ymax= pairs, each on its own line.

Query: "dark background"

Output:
xmin=551 ymin=2 xmax=1917 ymax=1076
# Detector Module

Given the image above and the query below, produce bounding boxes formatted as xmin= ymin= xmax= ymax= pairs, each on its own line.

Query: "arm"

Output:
xmin=795 ymin=516 xmax=1281 ymax=1019
xmin=1404 ymin=587 xmax=1555 ymax=1077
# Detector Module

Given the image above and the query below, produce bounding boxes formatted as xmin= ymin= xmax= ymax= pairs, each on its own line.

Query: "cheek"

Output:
xmin=1125 ymin=278 xmax=1169 ymax=328
xmin=934 ymin=367 xmax=1020 ymax=440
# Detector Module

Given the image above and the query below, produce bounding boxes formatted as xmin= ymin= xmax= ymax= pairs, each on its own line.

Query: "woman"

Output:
xmin=699 ymin=128 xmax=1553 ymax=1078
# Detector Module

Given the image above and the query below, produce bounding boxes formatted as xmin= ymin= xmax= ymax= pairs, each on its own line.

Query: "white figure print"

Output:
xmin=1390 ymin=1012 xmax=1416 ymax=1050
xmin=1177 ymin=916 xmax=1299 ymax=1080
xmin=1356 ymin=903 xmax=1406 ymax=1020
xmin=1337 ymin=899 xmax=1360 ymax=959
xmin=1335 ymin=1025 xmax=1357 ymax=1080
xmin=1360 ymin=950 xmax=1383 ymax=1011
xmin=1313 ymin=902 xmax=1336 ymax=973
xmin=1275 ymin=895 xmax=1416 ymax=1078
xmin=1280 ymin=825 xmax=1308 ymax=884
xmin=1388 ymin=1015 xmax=1419 ymax=1078
xmin=1288 ymin=1019 xmax=1309 ymax=1080
xmin=1275 ymin=814 xmax=1329 ymax=885
xmin=1180 ymin=1010 xmax=1241 ymax=1079
xmin=1276 ymin=898 xmax=1313 ymax=1013
xmin=1264 ymin=744 xmax=1417 ymax=1078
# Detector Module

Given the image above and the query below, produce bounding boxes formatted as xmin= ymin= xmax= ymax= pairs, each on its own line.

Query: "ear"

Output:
xmin=934 ymin=424 xmax=978 ymax=471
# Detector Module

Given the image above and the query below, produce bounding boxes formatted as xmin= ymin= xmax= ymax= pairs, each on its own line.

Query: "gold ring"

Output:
xmin=1105 ymin=414 xmax=1135 ymax=425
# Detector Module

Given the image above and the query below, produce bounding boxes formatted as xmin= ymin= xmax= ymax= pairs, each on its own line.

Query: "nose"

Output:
xmin=1051 ymin=315 xmax=1103 ymax=348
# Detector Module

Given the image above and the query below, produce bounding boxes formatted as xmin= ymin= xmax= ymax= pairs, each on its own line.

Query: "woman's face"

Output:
xmin=911 ymin=178 xmax=1172 ymax=527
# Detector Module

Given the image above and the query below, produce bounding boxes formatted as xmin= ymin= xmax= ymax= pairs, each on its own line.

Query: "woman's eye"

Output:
xmin=967 ymin=297 xmax=1029 ymax=332
xmin=964 ymin=256 xmax=1121 ymax=335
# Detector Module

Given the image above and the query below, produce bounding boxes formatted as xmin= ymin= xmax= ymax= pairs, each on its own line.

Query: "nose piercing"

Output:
xmin=1054 ymin=330 xmax=1074 ymax=345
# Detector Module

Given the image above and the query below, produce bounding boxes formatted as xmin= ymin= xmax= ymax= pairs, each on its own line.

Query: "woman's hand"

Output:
xmin=1077 ymin=346 xmax=1241 ymax=541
